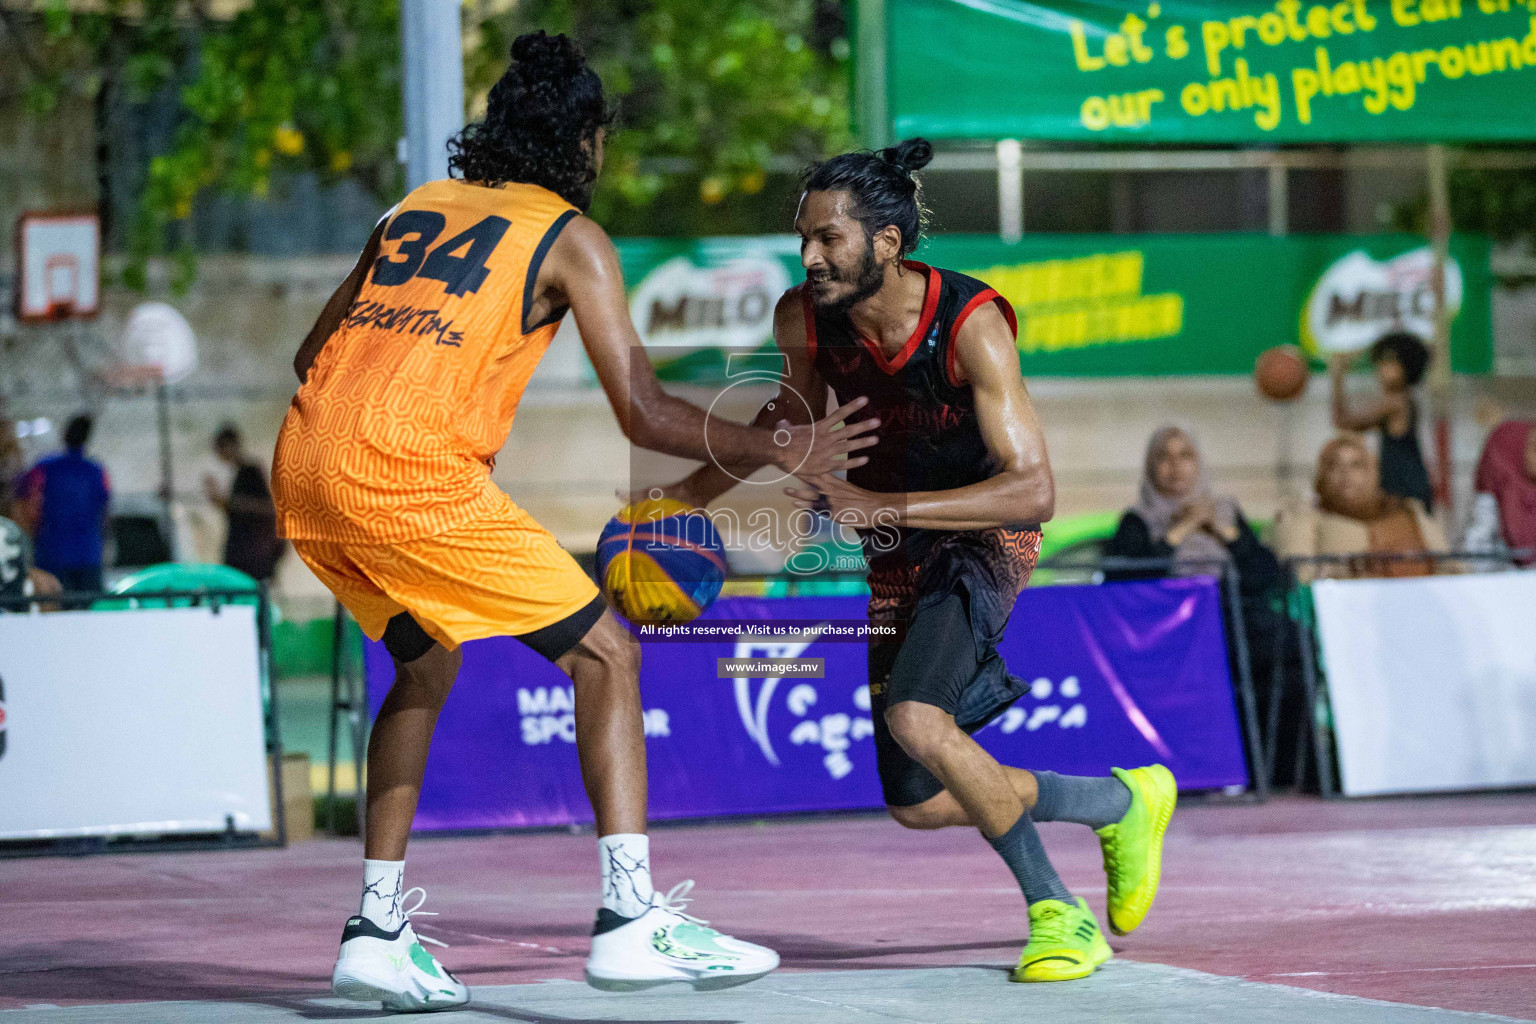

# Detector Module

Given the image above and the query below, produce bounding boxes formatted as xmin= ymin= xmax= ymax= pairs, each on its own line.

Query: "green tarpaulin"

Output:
xmin=604 ymin=232 xmax=1490 ymax=380
xmin=885 ymin=0 xmax=1536 ymax=143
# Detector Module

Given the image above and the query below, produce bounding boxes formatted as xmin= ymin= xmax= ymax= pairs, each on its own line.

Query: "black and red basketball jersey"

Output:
xmin=801 ymin=260 xmax=1020 ymax=497
xmin=800 ymin=260 xmax=1039 ymax=579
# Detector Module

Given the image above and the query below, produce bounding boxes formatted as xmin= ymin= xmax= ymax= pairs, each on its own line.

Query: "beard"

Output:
xmin=808 ymin=242 xmax=885 ymax=315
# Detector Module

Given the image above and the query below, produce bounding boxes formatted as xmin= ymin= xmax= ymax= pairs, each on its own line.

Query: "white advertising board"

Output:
xmin=0 ymin=605 xmax=272 ymax=839
xmin=1313 ymin=572 xmax=1536 ymax=797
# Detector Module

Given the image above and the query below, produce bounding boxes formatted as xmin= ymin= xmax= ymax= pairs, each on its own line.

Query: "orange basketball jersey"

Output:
xmin=274 ymin=180 xmax=578 ymax=545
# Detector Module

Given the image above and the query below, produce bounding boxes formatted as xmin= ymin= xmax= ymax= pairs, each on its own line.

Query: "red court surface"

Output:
xmin=3 ymin=792 xmax=1534 ymax=1019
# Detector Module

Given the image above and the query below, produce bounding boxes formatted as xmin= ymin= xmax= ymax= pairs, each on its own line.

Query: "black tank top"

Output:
xmin=801 ymin=261 xmax=1039 ymax=571
xmin=1378 ymin=400 xmax=1434 ymax=511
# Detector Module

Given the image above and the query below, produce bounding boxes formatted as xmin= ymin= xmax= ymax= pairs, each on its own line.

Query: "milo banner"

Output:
xmin=365 ymin=581 xmax=1250 ymax=830
xmin=588 ymin=232 xmax=1490 ymax=381
xmin=885 ymin=0 xmax=1536 ymax=143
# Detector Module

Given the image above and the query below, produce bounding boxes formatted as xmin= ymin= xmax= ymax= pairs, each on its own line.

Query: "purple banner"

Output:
xmin=366 ymin=578 xmax=1249 ymax=831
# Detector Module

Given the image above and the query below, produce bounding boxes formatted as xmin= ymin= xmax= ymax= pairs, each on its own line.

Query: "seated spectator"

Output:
xmin=1106 ymin=425 xmax=1282 ymax=587
xmin=1464 ymin=420 xmax=1536 ymax=566
xmin=1276 ymin=434 xmax=1447 ymax=581
xmin=0 ymin=511 xmax=27 ymax=602
xmin=0 ymin=510 xmax=61 ymax=610
xmin=1107 ymin=425 xmax=1301 ymax=788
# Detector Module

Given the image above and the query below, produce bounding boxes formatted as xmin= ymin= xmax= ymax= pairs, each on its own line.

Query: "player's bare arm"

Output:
xmin=787 ymin=300 xmax=1053 ymax=531
xmin=541 ymin=216 xmax=872 ymax=477
xmin=292 ymin=218 xmax=386 ymax=383
xmin=1328 ymin=353 xmax=1402 ymax=431
xmin=651 ymin=289 xmax=872 ymax=508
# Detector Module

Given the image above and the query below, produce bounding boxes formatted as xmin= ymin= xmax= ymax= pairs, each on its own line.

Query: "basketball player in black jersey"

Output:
xmin=659 ymin=140 xmax=1178 ymax=982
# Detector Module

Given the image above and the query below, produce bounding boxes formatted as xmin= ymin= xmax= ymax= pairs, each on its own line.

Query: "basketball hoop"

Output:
xmin=16 ymin=212 xmax=99 ymax=322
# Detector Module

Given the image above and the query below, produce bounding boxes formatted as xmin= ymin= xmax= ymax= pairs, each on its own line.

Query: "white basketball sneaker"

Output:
xmin=331 ymin=888 xmax=469 ymax=1012
xmin=585 ymin=880 xmax=780 ymax=991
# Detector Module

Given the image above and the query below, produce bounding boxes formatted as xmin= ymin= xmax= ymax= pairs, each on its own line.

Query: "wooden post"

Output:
xmin=1267 ymin=161 xmax=1288 ymax=238
xmin=1426 ymin=144 xmax=1454 ymax=517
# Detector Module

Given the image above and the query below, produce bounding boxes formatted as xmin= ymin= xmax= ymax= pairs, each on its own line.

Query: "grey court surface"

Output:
xmin=3 ymin=963 xmax=1527 ymax=1024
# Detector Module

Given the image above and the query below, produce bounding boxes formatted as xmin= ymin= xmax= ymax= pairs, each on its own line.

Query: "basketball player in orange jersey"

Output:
xmin=272 ymin=33 xmax=875 ymax=1011
xmin=656 ymin=141 xmax=1176 ymax=984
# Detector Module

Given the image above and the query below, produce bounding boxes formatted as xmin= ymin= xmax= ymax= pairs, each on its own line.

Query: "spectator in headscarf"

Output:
xmin=1276 ymin=434 xmax=1446 ymax=582
xmin=1464 ymin=420 xmax=1536 ymax=566
xmin=1105 ymin=425 xmax=1282 ymax=587
xmin=1106 ymin=425 xmax=1299 ymax=787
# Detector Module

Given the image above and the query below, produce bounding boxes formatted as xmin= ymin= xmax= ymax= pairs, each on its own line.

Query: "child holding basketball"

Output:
xmin=1330 ymin=331 xmax=1434 ymax=512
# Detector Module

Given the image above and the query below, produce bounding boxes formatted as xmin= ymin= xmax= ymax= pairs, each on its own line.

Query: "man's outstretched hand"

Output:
xmin=772 ymin=396 xmax=879 ymax=477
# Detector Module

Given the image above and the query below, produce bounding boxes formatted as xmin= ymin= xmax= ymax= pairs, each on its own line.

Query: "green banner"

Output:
xmin=606 ymin=232 xmax=1490 ymax=382
xmin=886 ymin=0 xmax=1536 ymax=143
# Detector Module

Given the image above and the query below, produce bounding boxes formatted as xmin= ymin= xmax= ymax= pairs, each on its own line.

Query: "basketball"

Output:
xmin=596 ymin=498 xmax=727 ymax=625
xmin=1254 ymin=344 xmax=1309 ymax=402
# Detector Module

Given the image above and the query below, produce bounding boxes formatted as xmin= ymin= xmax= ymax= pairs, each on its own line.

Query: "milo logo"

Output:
xmin=630 ymin=256 xmax=791 ymax=352
xmin=1301 ymin=247 xmax=1463 ymax=357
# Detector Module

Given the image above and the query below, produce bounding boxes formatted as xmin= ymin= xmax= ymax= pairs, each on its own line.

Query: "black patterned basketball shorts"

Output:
xmin=865 ymin=527 xmax=1041 ymax=808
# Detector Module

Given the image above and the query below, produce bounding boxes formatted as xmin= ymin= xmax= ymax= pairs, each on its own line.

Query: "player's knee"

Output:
xmin=392 ymin=644 xmax=460 ymax=709
xmin=563 ymin=610 xmax=639 ymax=679
xmin=884 ymin=701 xmax=953 ymax=764
xmin=886 ymin=800 xmax=952 ymax=830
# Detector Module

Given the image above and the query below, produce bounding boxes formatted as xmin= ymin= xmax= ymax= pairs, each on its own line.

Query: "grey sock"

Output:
xmin=1031 ymin=770 xmax=1132 ymax=829
xmin=986 ymin=812 xmax=1073 ymax=906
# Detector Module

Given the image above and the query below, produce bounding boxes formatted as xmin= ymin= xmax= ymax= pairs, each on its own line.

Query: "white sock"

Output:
xmin=360 ymin=859 xmax=406 ymax=930
xmin=599 ymin=833 xmax=654 ymax=918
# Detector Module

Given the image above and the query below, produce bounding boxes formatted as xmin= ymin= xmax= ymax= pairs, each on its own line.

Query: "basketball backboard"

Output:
xmin=16 ymin=212 xmax=100 ymax=322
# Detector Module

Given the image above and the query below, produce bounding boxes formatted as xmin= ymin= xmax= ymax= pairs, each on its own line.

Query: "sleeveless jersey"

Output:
xmin=274 ymin=180 xmax=578 ymax=544
xmin=801 ymin=261 xmax=1036 ymax=583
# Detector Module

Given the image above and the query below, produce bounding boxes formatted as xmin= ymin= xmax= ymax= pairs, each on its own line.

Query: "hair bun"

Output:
xmin=511 ymin=30 xmax=586 ymax=79
xmin=878 ymin=138 xmax=933 ymax=175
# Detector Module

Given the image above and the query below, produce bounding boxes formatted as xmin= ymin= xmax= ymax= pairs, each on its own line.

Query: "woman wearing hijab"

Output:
xmin=1106 ymin=426 xmax=1297 ymax=785
xmin=1464 ymin=420 xmax=1536 ymax=565
xmin=1105 ymin=425 xmax=1282 ymax=589
xmin=1275 ymin=434 xmax=1447 ymax=582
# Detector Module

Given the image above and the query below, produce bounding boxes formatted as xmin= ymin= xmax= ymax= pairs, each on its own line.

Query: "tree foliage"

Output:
xmin=3 ymin=0 xmax=850 ymax=277
xmin=1395 ymin=167 xmax=1536 ymax=253
xmin=467 ymin=0 xmax=851 ymax=233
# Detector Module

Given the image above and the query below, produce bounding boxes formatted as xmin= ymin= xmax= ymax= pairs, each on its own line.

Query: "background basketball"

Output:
xmin=596 ymin=498 xmax=727 ymax=625
xmin=1254 ymin=345 xmax=1310 ymax=402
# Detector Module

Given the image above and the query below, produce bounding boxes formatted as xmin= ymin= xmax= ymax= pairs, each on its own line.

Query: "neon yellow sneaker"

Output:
xmin=1095 ymin=764 xmax=1177 ymax=936
xmin=1011 ymin=897 xmax=1112 ymax=983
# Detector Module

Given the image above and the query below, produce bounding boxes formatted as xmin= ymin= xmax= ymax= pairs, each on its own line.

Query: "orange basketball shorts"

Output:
xmin=292 ymin=500 xmax=600 ymax=650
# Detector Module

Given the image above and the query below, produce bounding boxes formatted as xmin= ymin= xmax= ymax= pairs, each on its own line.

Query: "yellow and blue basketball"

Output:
xmin=596 ymin=498 xmax=727 ymax=625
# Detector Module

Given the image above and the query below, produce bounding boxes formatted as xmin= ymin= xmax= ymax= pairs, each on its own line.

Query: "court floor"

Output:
xmin=2 ymin=793 xmax=1534 ymax=1022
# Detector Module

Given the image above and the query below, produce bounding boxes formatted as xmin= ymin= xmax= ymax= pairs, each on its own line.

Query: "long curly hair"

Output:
xmin=447 ymin=31 xmax=616 ymax=210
